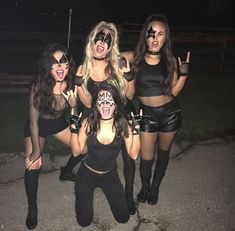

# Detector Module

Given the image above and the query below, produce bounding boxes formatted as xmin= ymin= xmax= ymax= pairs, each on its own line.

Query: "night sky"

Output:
xmin=0 ymin=0 xmax=234 ymax=30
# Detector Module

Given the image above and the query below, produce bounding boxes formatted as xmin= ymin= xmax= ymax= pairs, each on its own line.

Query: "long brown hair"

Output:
xmin=132 ymin=13 xmax=175 ymax=95
xmin=31 ymin=43 xmax=75 ymax=115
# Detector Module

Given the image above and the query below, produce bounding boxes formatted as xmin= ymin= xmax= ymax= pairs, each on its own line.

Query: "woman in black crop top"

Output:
xmin=23 ymin=43 xmax=86 ymax=230
xmin=72 ymin=21 xmax=138 ymax=215
xmin=66 ymin=84 xmax=140 ymax=227
xmin=122 ymin=13 xmax=190 ymax=206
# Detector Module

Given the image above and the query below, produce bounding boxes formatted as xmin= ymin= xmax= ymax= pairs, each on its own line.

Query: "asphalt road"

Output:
xmin=1 ymin=137 xmax=235 ymax=231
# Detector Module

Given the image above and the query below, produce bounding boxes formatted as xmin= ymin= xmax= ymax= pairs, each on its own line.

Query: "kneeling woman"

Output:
xmin=68 ymin=84 xmax=140 ymax=227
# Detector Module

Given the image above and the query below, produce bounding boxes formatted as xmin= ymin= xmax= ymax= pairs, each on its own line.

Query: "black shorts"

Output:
xmin=24 ymin=116 xmax=69 ymax=138
xmin=140 ymin=99 xmax=182 ymax=133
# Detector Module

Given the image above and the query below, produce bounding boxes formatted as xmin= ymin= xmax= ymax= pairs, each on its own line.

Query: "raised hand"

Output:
xmin=70 ymin=112 xmax=82 ymax=133
xmin=62 ymin=85 xmax=78 ymax=108
xmin=178 ymin=51 xmax=190 ymax=77
xmin=130 ymin=109 xmax=143 ymax=135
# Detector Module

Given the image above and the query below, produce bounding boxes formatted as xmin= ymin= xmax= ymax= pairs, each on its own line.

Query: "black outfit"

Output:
xmin=136 ymin=59 xmax=181 ymax=205
xmin=24 ymin=114 xmax=69 ymax=138
xmin=24 ymin=92 xmax=82 ymax=229
xmin=75 ymin=132 xmax=130 ymax=227
xmin=76 ymin=77 xmax=137 ymax=214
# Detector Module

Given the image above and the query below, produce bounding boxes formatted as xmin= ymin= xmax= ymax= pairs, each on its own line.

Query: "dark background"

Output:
xmin=0 ymin=0 xmax=234 ymax=30
xmin=0 ymin=0 xmax=234 ymax=75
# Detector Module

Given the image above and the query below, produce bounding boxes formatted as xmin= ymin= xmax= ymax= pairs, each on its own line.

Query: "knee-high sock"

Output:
xmin=24 ymin=169 xmax=41 ymax=208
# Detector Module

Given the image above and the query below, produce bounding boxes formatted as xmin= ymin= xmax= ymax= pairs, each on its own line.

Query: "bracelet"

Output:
xmin=70 ymin=126 xmax=79 ymax=133
xmin=132 ymin=127 xmax=141 ymax=135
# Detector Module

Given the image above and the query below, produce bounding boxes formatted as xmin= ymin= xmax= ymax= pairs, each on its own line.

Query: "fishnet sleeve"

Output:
xmin=28 ymin=86 xmax=41 ymax=162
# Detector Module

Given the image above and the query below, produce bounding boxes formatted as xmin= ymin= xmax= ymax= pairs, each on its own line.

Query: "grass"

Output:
xmin=0 ymin=71 xmax=234 ymax=153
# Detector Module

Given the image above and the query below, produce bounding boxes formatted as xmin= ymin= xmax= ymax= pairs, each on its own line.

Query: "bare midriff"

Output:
xmin=139 ymin=95 xmax=173 ymax=107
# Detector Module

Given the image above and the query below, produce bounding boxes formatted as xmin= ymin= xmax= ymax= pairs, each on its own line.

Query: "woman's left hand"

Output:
xmin=178 ymin=51 xmax=190 ymax=77
xmin=130 ymin=109 xmax=143 ymax=135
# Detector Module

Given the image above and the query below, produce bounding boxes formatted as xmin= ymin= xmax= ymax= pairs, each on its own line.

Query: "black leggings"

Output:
xmin=75 ymin=163 xmax=130 ymax=227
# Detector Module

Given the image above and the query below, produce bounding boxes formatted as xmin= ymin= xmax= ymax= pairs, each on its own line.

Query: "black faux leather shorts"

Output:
xmin=140 ymin=99 xmax=182 ymax=133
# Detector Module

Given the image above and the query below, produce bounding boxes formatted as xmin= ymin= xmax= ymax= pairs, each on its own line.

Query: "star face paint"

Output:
xmin=146 ymin=26 xmax=166 ymax=39
xmin=146 ymin=26 xmax=156 ymax=39
xmin=94 ymin=30 xmax=112 ymax=48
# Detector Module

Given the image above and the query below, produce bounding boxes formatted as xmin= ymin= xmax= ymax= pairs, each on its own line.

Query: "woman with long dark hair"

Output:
xmin=123 ymin=13 xmax=190 ymax=205
xmin=23 ymin=43 xmax=84 ymax=230
xmin=66 ymin=84 xmax=140 ymax=227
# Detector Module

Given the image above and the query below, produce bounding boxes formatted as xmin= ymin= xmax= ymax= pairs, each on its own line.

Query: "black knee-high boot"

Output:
xmin=147 ymin=148 xmax=170 ymax=205
xmin=60 ymin=154 xmax=87 ymax=182
xmin=137 ymin=159 xmax=153 ymax=203
xmin=24 ymin=168 xmax=40 ymax=230
xmin=122 ymin=143 xmax=136 ymax=215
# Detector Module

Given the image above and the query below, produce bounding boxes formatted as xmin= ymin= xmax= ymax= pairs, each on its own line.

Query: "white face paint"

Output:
xmin=96 ymin=90 xmax=116 ymax=120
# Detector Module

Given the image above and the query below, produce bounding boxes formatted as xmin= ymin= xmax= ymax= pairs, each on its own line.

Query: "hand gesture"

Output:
xmin=130 ymin=109 xmax=143 ymax=135
xmin=25 ymin=152 xmax=41 ymax=170
xmin=178 ymin=51 xmax=190 ymax=77
xmin=62 ymin=86 xmax=78 ymax=108
xmin=70 ymin=112 xmax=83 ymax=133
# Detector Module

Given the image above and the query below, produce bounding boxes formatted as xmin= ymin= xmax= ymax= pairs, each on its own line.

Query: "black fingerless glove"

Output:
xmin=74 ymin=75 xmax=83 ymax=86
xmin=130 ymin=113 xmax=142 ymax=135
xmin=124 ymin=71 xmax=134 ymax=82
xmin=70 ymin=114 xmax=81 ymax=133
xmin=179 ymin=62 xmax=189 ymax=77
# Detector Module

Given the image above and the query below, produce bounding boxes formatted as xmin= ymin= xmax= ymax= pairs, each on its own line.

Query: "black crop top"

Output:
xmin=87 ymin=78 xmax=108 ymax=95
xmin=84 ymin=132 xmax=123 ymax=172
xmin=135 ymin=60 xmax=166 ymax=97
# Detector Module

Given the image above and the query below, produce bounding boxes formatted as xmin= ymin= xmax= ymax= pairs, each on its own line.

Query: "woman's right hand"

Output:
xmin=62 ymin=85 xmax=78 ymax=108
xmin=25 ymin=152 xmax=42 ymax=170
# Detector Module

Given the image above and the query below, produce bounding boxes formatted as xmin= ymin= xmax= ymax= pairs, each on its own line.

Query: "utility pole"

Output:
xmin=67 ymin=8 xmax=72 ymax=49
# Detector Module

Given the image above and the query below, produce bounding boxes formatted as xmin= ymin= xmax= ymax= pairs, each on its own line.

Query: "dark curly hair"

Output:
xmin=132 ymin=13 xmax=175 ymax=95
xmin=87 ymin=83 xmax=129 ymax=138
xmin=31 ymin=43 xmax=76 ymax=115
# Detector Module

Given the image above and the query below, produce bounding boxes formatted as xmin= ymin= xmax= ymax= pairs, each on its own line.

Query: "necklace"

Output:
xmin=146 ymin=50 xmax=160 ymax=55
xmin=100 ymin=116 xmax=114 ymax=121
xmin=93 ymin=56 xmax=106 ymax=61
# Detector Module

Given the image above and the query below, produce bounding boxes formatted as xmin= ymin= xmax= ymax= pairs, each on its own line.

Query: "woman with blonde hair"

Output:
xmin=73 ymin=21 xmax=137 ymax=214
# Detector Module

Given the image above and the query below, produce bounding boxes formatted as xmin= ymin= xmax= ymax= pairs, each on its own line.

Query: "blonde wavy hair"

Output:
xmin=80 ymin=21 xmax=127 ymax=101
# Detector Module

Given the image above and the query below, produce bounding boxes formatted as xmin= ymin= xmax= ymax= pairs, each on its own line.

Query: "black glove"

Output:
xmin=70 ymin=113 xmax=82 ymax=133
xmin=130 ymin=110 xmax=142 ymax=135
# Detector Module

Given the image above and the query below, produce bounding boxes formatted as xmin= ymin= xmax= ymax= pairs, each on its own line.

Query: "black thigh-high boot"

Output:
xmin=137 ymin=159 xmax=153 ymax=203
xmin=121 ymin=143 xmax=136 ymax=215
xmin=147 ymin=148 xmax=170 ymax=205
xmin=60 ymin=154 xmax=87 ymax=182
xmin=24 ymin=168 xmax=41 ymax=230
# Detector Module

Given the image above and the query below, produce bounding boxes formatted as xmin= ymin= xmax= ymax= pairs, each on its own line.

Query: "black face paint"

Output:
xmin=146 ymin=26 xmax=156 ymax=39
xmin=50 ymin=54 xmax=69 ymax=69
xmin=50 ymin=54 xmax=68 ymax=64
xmin=96 ymin=92 xmax=115 ymax=107
xmin=94 ymin=30 xmax=112 ymax=48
